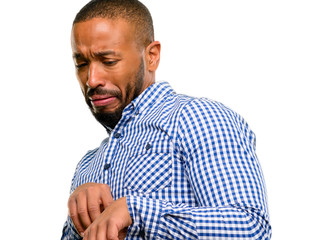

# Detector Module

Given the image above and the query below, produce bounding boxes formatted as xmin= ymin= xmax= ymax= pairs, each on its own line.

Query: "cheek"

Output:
xmin=76 ymin=72 xmax=88 ymax=94
xmin=108 ymin=66 xmax=136 ymax=90
xmin=121 ymin=72 xmax=137 ymax=97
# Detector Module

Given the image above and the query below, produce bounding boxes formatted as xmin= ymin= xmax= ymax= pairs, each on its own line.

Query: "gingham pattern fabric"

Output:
xmin=61 ymin=82 xmax=272 ymax=239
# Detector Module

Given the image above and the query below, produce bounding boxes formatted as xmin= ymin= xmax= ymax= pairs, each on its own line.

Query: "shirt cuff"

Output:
xmin=62 ymin=216 xmax=82 ymax=240
xmin=126 ymin=195 xmax=162 ymax=239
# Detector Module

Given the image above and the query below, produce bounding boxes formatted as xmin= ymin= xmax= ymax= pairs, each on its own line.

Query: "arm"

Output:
xmin=61 ymin=183 xmax=114 ymax=240
xmin=61 ymin=142 xmax=112 ymax=240
xmin=126 ymin=99 xmax=271 ymax=239
xmin=62 ymin=99 xmax=271 ymax=239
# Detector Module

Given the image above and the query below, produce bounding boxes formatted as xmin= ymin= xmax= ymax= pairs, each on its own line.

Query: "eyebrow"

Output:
xmin=73 ymin=50 xmax=121 ymax=59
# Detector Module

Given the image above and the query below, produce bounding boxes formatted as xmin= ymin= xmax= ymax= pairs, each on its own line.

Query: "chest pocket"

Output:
xmin=123 ymin=138 xmax=173 ymax=194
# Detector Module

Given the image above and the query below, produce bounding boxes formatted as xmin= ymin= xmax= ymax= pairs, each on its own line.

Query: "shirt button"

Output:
xmin=104 ymin=163 xmax=110 ymax=170
xmin=114 ymin=132 xmax=120 ymax=138
xmin=146 ymin=143 xmax=152 ymax=150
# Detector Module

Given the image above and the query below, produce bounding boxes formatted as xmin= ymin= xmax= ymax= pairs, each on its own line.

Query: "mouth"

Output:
xmin=89 ymin=95 xmax=118 ymax=108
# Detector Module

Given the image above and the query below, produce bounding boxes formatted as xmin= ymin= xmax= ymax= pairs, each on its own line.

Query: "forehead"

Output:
xmin=71 ymin=18 xmax=137 ymax=54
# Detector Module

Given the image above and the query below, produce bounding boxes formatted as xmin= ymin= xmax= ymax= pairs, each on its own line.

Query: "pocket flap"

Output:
xmin=124 ymin=152 xmax=172 ymax=193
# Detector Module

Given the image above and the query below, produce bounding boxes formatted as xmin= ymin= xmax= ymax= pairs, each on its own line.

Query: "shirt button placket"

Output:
xmin=103 ymin=132 xmax=121 ymax=177
xmin=103 ymin=132 xmax=121 ymax=172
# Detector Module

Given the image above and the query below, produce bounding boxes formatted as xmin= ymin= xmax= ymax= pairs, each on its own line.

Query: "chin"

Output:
xmin=91 ymin=107 xmax=124 ymax=129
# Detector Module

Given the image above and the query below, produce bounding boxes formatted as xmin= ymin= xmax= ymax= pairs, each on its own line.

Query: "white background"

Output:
xmin=1 ymin=0 xmax=331 ymax=239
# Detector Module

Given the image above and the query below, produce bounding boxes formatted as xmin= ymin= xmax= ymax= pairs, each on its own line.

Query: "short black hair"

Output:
xmin=73 ymin=0 xmax=154 ymax=48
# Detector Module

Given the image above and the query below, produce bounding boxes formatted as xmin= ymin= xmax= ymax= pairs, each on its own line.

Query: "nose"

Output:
xmin=86 ymin=63 xmax=105 ymax=89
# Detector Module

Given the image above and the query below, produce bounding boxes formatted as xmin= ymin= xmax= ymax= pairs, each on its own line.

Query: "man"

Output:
xmin=61 ymin=0 xmax=272 ymax=239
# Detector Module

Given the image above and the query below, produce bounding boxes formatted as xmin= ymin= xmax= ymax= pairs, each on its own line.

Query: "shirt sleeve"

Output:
xmin=60 ymin=147 xmax=101 ymax=240
xmin=126 ymin=98 xmax=272 ymax=239
xmin=61 ymin=216 xmax=82 ymax=240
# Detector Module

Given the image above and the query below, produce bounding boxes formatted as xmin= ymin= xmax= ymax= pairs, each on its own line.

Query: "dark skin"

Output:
xmin=70 ymin=18 xmax=161 ymax=240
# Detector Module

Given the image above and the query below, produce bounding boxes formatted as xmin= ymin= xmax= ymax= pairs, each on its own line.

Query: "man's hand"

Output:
xmin=83 ymin=197 xmax=132 ymax=240
xmin=68 ymin=183 xmax=113 ymax=235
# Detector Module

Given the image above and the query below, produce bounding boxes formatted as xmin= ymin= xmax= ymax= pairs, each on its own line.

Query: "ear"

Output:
xmin=145 ymin=41 xmax=161 ymax=72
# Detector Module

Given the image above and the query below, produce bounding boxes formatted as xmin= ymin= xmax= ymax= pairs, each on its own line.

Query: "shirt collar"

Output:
xmin=126 ymin=81 xmax=175 ymax=115
xmin=106 ymin=81 xmax=174 ymax=134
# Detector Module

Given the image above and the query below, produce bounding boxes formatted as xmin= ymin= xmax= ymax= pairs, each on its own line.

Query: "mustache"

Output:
xmin=87 ymin=87 xmax=122 ymax=99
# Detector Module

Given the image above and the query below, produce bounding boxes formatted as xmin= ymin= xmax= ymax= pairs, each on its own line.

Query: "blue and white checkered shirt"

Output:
xmin=61 ymin=82 xmax=271 ymax=239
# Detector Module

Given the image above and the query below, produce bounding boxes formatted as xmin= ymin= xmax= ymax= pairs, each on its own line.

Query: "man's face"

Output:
xmin=71 ymin=18 xmax=145 ymax=128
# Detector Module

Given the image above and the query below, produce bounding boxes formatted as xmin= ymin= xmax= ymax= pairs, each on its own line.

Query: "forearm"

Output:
xmin=127 ymin=195 xmax=271 ymax=239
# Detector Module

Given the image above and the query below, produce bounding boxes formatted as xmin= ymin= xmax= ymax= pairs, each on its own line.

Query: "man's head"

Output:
xmin=73 ymin=0 xmax=154 ymax=49
xmin=71 ymin=0 xmax=160 ymax=129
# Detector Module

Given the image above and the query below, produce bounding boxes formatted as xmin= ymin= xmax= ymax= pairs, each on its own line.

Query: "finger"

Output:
xmin=84 ymin=224 xmax=97 ymax=240
xmin=68 ymin=197 xmax=85 ymax=235
xmin=107 ymin=223 xmax=120 ymax=240
xmin=100 ymin=185 xmax=113 ymax=209
xmin=86 ymin=189 xmax=102 ymax=222
xmin=96 ymin=222 xmax=107 ymax=240
xmin=77 ymin=191 xmax=92 ymax=229
xmin=82 ymin=228 xmax=88 ymax=240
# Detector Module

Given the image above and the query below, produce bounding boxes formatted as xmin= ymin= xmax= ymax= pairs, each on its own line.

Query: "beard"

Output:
xmin=85 ymin=59 xmax=145 ymax=129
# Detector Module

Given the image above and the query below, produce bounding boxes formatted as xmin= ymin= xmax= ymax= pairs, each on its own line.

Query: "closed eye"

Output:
xmin=103 ymin=60 xmax=118 ymax=66
xmin=75 ymin=62 xmax=88 ymax=69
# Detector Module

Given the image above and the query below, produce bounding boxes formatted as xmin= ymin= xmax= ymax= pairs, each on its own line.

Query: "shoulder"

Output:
xmin=178 ymin=96 xmax=240 ymax=125
xmin=176 ymin=96 xmax=254 ymax=145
